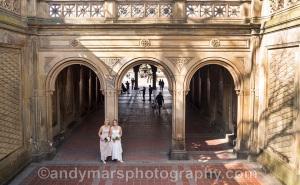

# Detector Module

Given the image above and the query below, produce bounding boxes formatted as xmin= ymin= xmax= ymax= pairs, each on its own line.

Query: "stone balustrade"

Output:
xmin=45 ymin=0 xmax=251 ymax=22
xmin=269 ymin=0 xmax=300 ymax=13
xmin=0 ymin=0 xmax=21 ymax=15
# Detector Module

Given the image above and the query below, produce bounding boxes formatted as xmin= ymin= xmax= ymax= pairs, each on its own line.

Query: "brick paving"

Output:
xmin=8 ymin=88 xmax=281 ymax=185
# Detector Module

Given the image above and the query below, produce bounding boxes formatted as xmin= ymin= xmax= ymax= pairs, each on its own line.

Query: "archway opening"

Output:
xmin=51 ymin=64 xmax=104 ymax=161
xmin=118 ymin=62 xmax=172 ymax=161
xmin=186 ymin=64 xmax=237 ymax=159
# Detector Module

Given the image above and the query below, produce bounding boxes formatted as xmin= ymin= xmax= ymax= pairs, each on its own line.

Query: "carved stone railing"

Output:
xmin=46 ymin=0 xmax=250 ymax=22
xmin=269 ymin=0 xmax=300 ymax=13
xmin=0 ymin=0 xmax=21 ymax=15
xmin=48 ymin=1 xmax=105 ymax=18
xmin=186 ymin=1 xmax=242 ymax=18
xmin=117 ymin=0 xmax=173 ymax=19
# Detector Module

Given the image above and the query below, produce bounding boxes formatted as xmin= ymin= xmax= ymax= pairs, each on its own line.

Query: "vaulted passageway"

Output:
xmin=50 ymin=64 xmax=105 ymax=160
xmin=186 ymin=64 xmax=238 ymax=160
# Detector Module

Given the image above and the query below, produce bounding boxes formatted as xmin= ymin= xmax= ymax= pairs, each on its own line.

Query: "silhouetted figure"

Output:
xmin=141 ymin=87 xmax=146 ymax=101
xmin=148 ymin=85 xmax=153 ymax=101
xmin=131 ymin=78 xmax=135 ymax=90
xmin=121 ymin=83 xmax=127 ymax=93
xmin=161 ymin=80 xmax=165 ymax=90
xmin=155 ymin=92 xmax=164 ymax=115
xmin=125 ymin=81 xmax=130 ymax=94
xmin=159 ymin=79 xmax=162 ymax=90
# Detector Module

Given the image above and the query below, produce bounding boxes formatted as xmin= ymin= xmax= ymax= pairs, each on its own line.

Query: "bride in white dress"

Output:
xmin=110 ymin=119 xmax=124 ymax=163
xmin=98 ymin=119 xmax=112 ymax=164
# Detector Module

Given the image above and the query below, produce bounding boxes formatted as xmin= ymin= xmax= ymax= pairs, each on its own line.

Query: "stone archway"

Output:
xmin=45 ymin=58 xmax=107 ymax=150
xmin=114 ymin=57 xmax=176 ymax=161
xmin=115 ymin=57 xmax=175 ymax=93
xmin=184 ymin=58 xmax=248 ymax=156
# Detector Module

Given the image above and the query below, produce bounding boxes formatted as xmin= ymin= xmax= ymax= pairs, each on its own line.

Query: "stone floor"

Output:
xmin=8 ymin=88 xmax=281 ymax=185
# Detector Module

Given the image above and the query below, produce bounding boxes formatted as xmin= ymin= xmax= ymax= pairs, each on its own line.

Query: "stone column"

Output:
xmin=104 ymin=88 xmax=118 ymax=122
xmin=79 ymin=66 xmax=83 ymax=114
xmin=151 ymin=65 xmax=157 ymax=89
xmin=95 ymin=77 xmax=99 ymax=109
xmin=170 ymin=77 xmax=188 ymax=160
xmin=133 ymin=65 xmax=140 ymax=90
xmin=235 ymin=87 xmax=251 ymax=159
xmin=88 ymin=70 xmax=92 ymax=110
xmin=198 ymin=70 xmax=202 ymax=107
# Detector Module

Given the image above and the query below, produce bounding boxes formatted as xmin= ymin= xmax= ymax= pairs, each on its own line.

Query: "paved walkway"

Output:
xmin=8 ymin=88 xmax=281 ymax=185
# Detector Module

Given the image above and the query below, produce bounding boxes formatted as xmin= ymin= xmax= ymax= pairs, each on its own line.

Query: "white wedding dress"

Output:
xmin=111 ymin=128 xmax=123 ymax=161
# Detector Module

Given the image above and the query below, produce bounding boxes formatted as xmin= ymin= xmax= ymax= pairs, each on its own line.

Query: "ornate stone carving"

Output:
xmin=100 ymin=57 xmax=122 ymax=70
xmin=210 ymin=39 xmax=220 ymax=48
xmin=0 ymin=0 xmax=20 ymax=15
xmin=70 ymin=39 xmax=80 ymax=47
xmin=186 ymin=3 xmax=241 ymax=18
xmin=167 ymin=57 xmax=193 ymax=72
xmin=118 ymin=1 xmax=172 ymax=18
xmin=139 ymin=39 xmax=151 ymax=48
xmin=44 ymin=57 xmax=55 ymax=73
xmin=49 ymin=2 xmax=104 ymax=18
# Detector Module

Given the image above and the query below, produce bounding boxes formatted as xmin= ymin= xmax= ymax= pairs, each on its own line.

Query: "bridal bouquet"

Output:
xmin=112 ymin=136 xmax=120 ymax=142
xmin=104 ymin=137 xmax=111 ymax=143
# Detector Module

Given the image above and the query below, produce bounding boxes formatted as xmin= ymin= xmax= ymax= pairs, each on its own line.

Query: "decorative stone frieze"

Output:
xmin=167 ymin=57 xmax=193 ymax=72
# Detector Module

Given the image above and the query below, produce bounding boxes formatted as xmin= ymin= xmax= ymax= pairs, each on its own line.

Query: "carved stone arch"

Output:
xmin=184 ymin=57 xmax=243 ymax=93
xmin=46 ymin=57 xmax=107 ymax=93
xmin=114 ymin=57 xmax=176 ymax=94
xmin=45 ymin=57 xmax=107 ymax=143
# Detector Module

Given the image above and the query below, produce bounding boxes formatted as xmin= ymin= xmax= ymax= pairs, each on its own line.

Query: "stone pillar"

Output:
xmin=104 ymin=0 xmax=117 ymax=23
xmin=170 ymin=77 xmax=188 ymax=160
xmin=197 ymin=70 xmax=202 ymax=107
xmin=95 ymin=77 xmax=98 ymax=109
xmin=79 ymin=66 xmax=83 ymax=114
xmin=133 ymin=65 xmax=140 ymax=90
xmin=235 ymin=88 xmax=251 ymax=159
xmin=104 ymin=88 xmax=118 ymax=122
xmin=151 ymin=65 xmax=157 ymax=89
xmin=88 ymin=70 xmax=92 ymax=110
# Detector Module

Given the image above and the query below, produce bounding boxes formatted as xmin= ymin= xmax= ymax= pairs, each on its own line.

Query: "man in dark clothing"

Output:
xmin=125 ymin=81 xmax=130 ymax=94
xmin=141 ymin=87 xmax=146 ymax=101
xmin=158 ymin=79 xmax=162 ymax=90
xmin=131 ymin=78 xmax=135 ymax=90
xmin=161 ymin=80 xmax=165 ymax=90
xmin=155 ymin=92 xmax=164 ymax=115
xmin=121 ymin=83 xmax=127 ymax=93
xmin=148 ymin=85 xmax=153 ymax=101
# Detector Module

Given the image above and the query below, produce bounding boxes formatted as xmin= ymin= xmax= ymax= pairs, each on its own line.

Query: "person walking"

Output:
xmin=131 ymin=78 xmax=135 ymax=90
xmin=161 ymin=80 xmax=165 ymax=90
xmin=125 ymin=81 xmax=130 ymax=94
xmin=141 ymin=87 xmax=146 ymax=101
xmin=148 ymin=85 xmax=153 ymax=101
xmin=158 ymin=79 xmax=162 ymax=90
xmin=155 ymin=92 xmax=164 ymax=115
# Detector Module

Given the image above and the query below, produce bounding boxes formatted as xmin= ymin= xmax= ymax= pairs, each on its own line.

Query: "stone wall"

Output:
xmin=256 ymin=4 xmax=300 ymax=184
xmin=0 ymin=47 xmax=22 ymax=160
xmin=266 ymin=47 xmax=297 ymax=164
